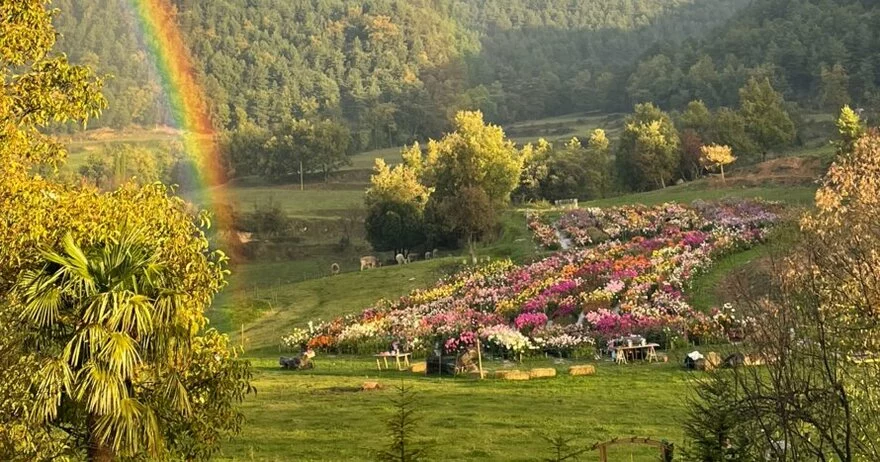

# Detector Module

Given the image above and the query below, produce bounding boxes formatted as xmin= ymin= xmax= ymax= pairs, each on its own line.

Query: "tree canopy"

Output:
xmin=0 ymin=2 xmax=252 ymax=459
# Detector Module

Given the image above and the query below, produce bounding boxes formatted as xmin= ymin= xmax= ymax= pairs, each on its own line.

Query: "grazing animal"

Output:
xmin=395 ymin=253 xmax=407 ymax=265
xmin=330 ymin=263 xmax=340 ymax=275
xmin=360 ymin=256 xmax=378 ymax=271
xmin=425 ymin=251 xmax=432 ymax=260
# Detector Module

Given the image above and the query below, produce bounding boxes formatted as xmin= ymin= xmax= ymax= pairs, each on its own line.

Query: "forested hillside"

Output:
xmin=626 ymin=0 xmax=880 ymax=116
xmin=54 ymin=0 xmax=749 ymax=149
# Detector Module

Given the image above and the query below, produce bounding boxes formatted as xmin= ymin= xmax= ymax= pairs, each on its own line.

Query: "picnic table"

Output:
xmin=374 ymin=352 xmax=411 ymax=371
xmin=614 ymin=343 xmax=660 ymax=365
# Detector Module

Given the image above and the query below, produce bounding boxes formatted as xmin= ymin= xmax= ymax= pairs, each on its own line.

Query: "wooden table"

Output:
xmin=614 ymin=343 xmax=660 ymax=364
xmin=374 ymin=352 xmax=411 ymax=371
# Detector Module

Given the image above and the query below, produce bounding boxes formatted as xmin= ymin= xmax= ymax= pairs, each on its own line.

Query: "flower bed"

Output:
xmin=527 ymin=199 xmax=779 ymax=249
xmin=292 ymin=199 xmax=777 ymax=358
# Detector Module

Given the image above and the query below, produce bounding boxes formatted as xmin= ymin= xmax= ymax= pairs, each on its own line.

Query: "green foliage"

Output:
xmin=245 ymin=199 xmax=291 ymax=240
xmin=739 ymin=77 xmax=797 ymax=159
xmin=376 ymin=383 xmax=429 ymax=462
xmin=55 ymin=0 xmax=750 ymax=147
xmin=365 ymin=200 xmax=426 ymax=256
xmin=820 ymin=63 xmax=852 ymax=111
xmin=516 ymin=134 xmax=610 ymax=202
xmin=0 ymin=3 xmax=252 ymax=459
xmin=626 ymin=0 xmax=880 ymax=117
xmin=541 ymin=434 xmax=589 ymax=462
xmin=836 ymin=105 xmax=865 ymax=155
xmin=683 ymin=372 xmax=761 ymax=461
xmin=419 ymin=111 xmax=524 ymax=247
xmin=364 ymin=157 xmax=430 ymax=254
xmin=424 ymin=111 xmax=523 ymax=207
xmin=429 ymin=185 xmax=497 ymax=254
xmin=253 ymin=119 xmax=352 ymax=180
xmin=709 ymin=108 xmax=758 ymax=161
xmin=616 ymin=103 xmax=681 ymax=191
xmin=78 ymin=142 xmax=177 ymax=189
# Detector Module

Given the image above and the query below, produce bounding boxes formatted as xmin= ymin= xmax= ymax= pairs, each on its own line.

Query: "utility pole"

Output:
xmin=299 ymin=160 xmax=304 ymax=191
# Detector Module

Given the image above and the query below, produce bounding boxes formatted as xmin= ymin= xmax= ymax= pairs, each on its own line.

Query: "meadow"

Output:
xmin=57 ymin=119 xmax=824 ymax=461
xmin=207 ymin=183 xmax=813 ymax=461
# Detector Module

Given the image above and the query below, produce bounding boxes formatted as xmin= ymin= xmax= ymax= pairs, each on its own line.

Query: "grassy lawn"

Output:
xmin=209 ymin=180 xmax=813 ymax=461
xmin=204 ymin=186 xmax=367 ymax=219
xmin=214 ymin=353 xmax=698 ymax=462
xmin=213 ymin=258 xmax=463 ymax=353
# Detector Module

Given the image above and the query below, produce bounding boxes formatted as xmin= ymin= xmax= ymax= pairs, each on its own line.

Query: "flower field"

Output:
xmin=289 ymin=199 xmax=779 ymax=358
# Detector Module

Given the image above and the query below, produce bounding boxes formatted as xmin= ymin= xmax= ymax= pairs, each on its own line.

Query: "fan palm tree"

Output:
xmin=16 ymin=228 xmax=193 ymax=461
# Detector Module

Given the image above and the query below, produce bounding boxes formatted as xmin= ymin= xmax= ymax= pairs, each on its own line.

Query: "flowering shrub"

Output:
xmin=281 ymin=328 xmax=311 ymax=349
xmin=288 ymin=199 xmax=779 ymax=357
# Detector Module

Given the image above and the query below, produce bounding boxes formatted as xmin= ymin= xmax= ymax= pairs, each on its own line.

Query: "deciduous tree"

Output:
xmin=616 ymin=103 xmax=681 ymax=191
xmin=699 ymin=144 xmax=736 ymax=182
xmin=739 ymin=77 xmax=796 ymax=162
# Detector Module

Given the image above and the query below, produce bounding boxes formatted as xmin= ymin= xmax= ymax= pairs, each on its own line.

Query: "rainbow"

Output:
xmin=128 ymin=0 xmax=232 ymax=233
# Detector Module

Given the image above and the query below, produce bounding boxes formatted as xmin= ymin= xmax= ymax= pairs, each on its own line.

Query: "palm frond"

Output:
xmin=99 ymin=332 xmax=141 ymax=379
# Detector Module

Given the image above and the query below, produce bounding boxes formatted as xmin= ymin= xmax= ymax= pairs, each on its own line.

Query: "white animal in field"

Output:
xmin=425 ymin=251 xmax=432 ymax=260
xmin=360 ymin=256 xmax=378 ymax=271
xmin=432 ymin=249 xmax=438 ymax=258
xmin=330 ymin=263 xmax=340 ymax=275
xmin=395 ymin=253 xmax=408 ymax=265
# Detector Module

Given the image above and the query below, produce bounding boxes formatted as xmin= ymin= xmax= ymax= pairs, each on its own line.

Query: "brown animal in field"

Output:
xmin=360 ymin=256 xmax=378 ymax=271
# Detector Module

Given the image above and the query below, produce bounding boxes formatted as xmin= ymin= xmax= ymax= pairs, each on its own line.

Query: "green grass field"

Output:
xmin=62 ymin=121 xmax=826 ymax=461
xmin=204 ymin=178 xmax=814 ymax=461
xmin=214 ymin=354 xmax=697 ymax=462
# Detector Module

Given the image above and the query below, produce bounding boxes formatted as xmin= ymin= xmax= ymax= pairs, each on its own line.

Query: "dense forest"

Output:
xmin=628 ymin=0 xmax=880 ymax=115
xmin=54 ymin=0 xmax=750 ymax=149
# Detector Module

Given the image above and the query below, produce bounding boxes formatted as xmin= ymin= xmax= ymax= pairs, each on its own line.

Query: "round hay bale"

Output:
xmin=568 ymin=364 xmax=597 ymax=376
xmin=330 ymin=263 xmax=341 ymax=275
xmin=528 ymin=368 xmax=557 ymax=379
xmin=410 ymin=362 xmax=427 ymax=374
xmin=495 ymin=370 xmax=530 ymax=381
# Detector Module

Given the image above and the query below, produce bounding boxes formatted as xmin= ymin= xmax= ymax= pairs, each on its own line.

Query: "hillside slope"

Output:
xmin=54 ymin=0 xmax=749 ymax=148
xmin=625 ymin=0 xmax=880 ymax=114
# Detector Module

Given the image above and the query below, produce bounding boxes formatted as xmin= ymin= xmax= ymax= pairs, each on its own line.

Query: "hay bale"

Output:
xmin=466 ymin=371 xmax=485 ymax=379
xmin=744 ymin=355 xmax=765 ymax=366
xmin=411 ymin=362 xmax=427 ymax=374
xmin=529 ymin=368 xmax=557 ymax=379
xmin=706 ymin=352 xmax=722 ymax=371
xmin=568 ymin=365 xmax=596 ymax=376
xmin=494 ymin=370 xmax=530 ymax=381
xmin=361 ymin=381 xmax=382 ymax=391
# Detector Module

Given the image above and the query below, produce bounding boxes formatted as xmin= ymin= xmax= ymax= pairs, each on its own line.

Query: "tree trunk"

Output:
xmin=87 ymin=414 xmax=114 ymax=462
xmin=468 ymin=235 xmax=477 ymax=265
xmin=720 ymin=164 xmax=725 ymax=184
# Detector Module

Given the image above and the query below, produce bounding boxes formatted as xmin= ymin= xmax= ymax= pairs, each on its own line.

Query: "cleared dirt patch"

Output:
xmin=716 ymin=156 xmax=825 ymax=187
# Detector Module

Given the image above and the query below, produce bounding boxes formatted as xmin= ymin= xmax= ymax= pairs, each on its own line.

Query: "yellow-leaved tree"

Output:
xmin=0 ymin=2 xmax=252 ymax=461
xmin=684 ymin=109 xmax=880 ymax=460
xmin=699 ymin=144 xmax=736 ymax=182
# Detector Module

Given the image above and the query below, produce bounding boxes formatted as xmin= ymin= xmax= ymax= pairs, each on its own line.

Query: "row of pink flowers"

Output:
xmin=296 ymin=199 xmax=778 ymax=356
